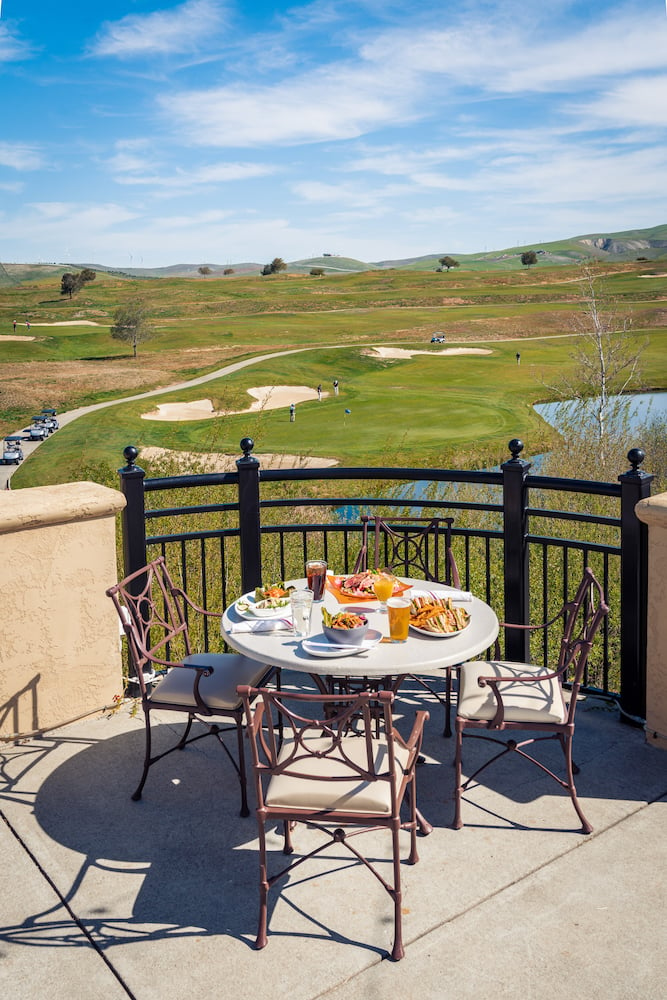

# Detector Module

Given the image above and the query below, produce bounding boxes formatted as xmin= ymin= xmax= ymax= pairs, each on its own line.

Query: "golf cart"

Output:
xmin=430 ymin=332 xmax=446 ymax=343
xmin=2 ymin=435 xmax=24 ymax=465
xmin=41 ymin=408 xmax=59 ymax=433
xmin=26 ymin=418 xmax=48 ymax=441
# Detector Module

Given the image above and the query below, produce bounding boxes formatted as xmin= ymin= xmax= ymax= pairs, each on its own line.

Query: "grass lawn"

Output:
xmin=2 ymin=261 xmax=666 ymax=486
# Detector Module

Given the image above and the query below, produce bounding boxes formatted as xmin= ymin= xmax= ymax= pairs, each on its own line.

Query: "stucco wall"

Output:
xmin=635 ymin=491 xmax=667 ymax=751
xmin=0 ymin=482 xmax=126 ymax=739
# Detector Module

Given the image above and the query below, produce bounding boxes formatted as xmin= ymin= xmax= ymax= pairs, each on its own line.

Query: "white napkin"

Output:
xmin=227 ymin=619 xmax=293 ymax=634
xmin=410 ymin=588 xmax=473 ymax=603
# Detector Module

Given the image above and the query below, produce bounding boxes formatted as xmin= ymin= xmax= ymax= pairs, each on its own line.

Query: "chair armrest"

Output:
xmin=393 ymin=709 xmax=429 ymax=755
xmin=170 ymin=586 xmax=222 ymax=620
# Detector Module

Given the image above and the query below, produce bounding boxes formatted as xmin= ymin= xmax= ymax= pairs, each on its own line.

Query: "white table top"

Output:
xmin=222 ymin=577 xmax=499 ymax=679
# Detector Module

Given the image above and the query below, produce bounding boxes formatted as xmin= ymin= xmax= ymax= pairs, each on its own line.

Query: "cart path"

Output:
xmin=0 ymin=330 xmax=592 ymax=488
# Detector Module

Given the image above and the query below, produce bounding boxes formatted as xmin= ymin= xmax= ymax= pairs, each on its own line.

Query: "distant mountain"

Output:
xmin=5 ymin=224 xmax=666 ymax=280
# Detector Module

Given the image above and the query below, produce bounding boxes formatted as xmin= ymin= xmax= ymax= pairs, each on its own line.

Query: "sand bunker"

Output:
xmin=139 ymin=446 xmax=337 ymax=471
xmin=368 ymin=347 xmax=492 ymax=359
xmin=142 ymin=385 xmax=325 ymax=421
xmin=0 ymin=335 xmax=36 ymax=342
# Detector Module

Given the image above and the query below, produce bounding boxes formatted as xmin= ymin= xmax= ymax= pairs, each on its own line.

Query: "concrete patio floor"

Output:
xmin=1 ymin=678 xmax=665 ymax=1000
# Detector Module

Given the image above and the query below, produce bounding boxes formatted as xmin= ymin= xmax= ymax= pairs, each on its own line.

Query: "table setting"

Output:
xmin=222 ymin=563 xmax=498 ymax=680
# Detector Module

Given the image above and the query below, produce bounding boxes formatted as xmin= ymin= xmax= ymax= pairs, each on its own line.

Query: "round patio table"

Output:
xmin=222 ymin=576 xmax=498 ymax=680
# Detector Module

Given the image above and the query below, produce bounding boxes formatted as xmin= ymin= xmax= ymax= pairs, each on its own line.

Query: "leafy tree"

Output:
xmin=60 ymin=273 xmax=78 ymax=298
xmin=438 ymin=256 xmax=460 ymax=271
xmin=310 ymin=267 xmax=325 ymax=276
xmin=223 ymin=268 xmax=234 ymax=275
xmin=198 ymin=266 xmax=212 ymax=275
xmin=110 ymin=300 xmax=154 ymax=358
xmin=521 ymin=251 xmax=537 ymax=266
xmin=60 ymin=268 xmax=96 ymax=298
xmin=261 ymin=257 xmax=287 ymax=275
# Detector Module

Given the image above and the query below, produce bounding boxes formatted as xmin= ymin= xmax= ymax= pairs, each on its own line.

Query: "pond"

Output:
xmin=534 ymin=391 xmax=667 ymax=434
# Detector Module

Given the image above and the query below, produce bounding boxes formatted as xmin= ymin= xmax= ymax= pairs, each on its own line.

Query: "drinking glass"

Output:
xmin=387 ymin=597 xmax=411 ymax=642
xmin=290 ymin=589 xmax=314 ymax=638
xmin=372 ymin=572 xmax=395 ymax=611
xmin=305 ymin=559 xmax=327 ymax=601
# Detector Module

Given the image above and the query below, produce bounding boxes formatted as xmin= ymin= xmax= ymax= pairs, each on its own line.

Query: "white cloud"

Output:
xmin=570 ymin=75 xmax=667 ymax=129
xmin=90 ymin=0 xmax=227 ymax=58
xmin=0 ymin=22 xmax=35 ymax=62
xmin=113 ymin=161 xmax=276 ymax=189
xmin=0 ymin=142 xmax=45 ymax=171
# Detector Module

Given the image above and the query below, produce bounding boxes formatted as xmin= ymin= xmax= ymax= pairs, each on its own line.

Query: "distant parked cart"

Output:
xmin=26 ymin=418 xmax=49 ymax=441
xmin=41 ymin=408 xmax=59 ymax=432
xmin=2 ymin=436 xmax=24 ymax=465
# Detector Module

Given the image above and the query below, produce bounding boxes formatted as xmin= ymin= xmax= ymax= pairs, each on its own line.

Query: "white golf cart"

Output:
xmin=2 ymin=435 xmax=24 ymax=465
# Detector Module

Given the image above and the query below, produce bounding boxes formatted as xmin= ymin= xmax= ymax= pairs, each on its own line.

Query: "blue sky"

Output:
xmin=1 ymin=1 xmax=666 ymax=267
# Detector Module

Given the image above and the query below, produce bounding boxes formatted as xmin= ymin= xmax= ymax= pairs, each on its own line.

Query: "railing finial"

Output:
xmin=240 ymin=437 xmax=255 ymax=459
xmin=627 ymin=447 xmax=645 ymax=473
xmin=121 ymin=445 xmax=140 ymax=472
xmin=508 ymin=438 xmax=524 ymax=461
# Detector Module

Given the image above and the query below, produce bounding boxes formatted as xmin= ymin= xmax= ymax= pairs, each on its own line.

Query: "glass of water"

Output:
xmin=290 ymin=589 xmax=314 ymax=638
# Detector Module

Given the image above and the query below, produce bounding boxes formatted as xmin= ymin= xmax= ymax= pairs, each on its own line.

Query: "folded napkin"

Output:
xmin=227 ymin=619 xmax=293 ymax=634
xmin=410 ymin=588 xmax=473 ymax=603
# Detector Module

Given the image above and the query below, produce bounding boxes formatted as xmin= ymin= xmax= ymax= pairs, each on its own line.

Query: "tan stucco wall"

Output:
xmin=635 ymin=491 xmax=667 ymax=751
xmin=0 ymin=482 xmax=126 ymax=739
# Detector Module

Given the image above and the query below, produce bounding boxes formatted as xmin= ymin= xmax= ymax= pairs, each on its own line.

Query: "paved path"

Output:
xmin=0 ymin=347 xmax=311 ymax=488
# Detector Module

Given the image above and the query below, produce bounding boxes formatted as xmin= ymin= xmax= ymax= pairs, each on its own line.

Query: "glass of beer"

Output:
xmin=387 ymin=597 xmax=411 ymax=642
xmin=305 ymin=559 xmax=327 ymax=601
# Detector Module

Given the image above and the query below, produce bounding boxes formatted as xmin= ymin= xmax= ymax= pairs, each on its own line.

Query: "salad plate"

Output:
xmin=235 ymin=591 xmax=292 ymax=619
xmin=302 ymin=629 xmax=383 ymax=658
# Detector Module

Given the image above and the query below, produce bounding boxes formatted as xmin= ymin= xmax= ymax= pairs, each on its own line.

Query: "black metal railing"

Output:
xmin=118 ymin=438 xmax=653 ymax=722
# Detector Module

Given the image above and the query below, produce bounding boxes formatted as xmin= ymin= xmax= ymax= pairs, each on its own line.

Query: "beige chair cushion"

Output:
xmin=457 ymin=660 xmax=567 ymax=725
xmin=149 ymin=654 xmax=269 ymax=711
xmin=266 ymin=737 xmax=411 ymax=815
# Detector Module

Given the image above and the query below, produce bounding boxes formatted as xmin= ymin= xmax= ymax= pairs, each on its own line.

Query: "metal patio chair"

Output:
xmin=106 ymin=555 xmax=274 ymax=816
xmin=238 ymin=686 xmax=428 ymax=961
xmin=354 ymin=514 xmax=463 ymax=736
xmin=453 ymin=567 xmax=609 ymax=833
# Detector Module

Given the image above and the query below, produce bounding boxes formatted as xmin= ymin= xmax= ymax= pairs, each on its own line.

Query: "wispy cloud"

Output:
xmin=0 ymin=141 xmax=45 ymax=171
xmin=90 ymin=0 xmax=227 ymax=58
xmin=0 ymin=21 xmax=35 ymax=61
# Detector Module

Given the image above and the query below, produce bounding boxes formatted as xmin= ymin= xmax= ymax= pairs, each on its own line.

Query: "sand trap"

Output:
xmin=139 ymin=446 xmax=338 ymax=470
xmin=29 ymin=320 xmax=103 ymax=326
xmin=142 ymin=385 xmax=326 ymax=421
xmin=368 ymin=347 xmax=492 ymax=359
xmin=0 ymin=335 xmax=36 ymax=341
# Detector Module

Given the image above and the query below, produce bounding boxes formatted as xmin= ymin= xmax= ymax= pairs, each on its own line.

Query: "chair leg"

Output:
xmin=256 ymin=824 xmax=269 ymax=950
xmin=443 ymin=666 xmax=453 ymax=738
xmin=453 ymin=726 xmax=464 ymax=829
xmin=131 ymin=710 xmax=152 ymax=801
xmin=177 ymin=715 xmax=194 ymax=749
xmin=390 ymin=824 xmax=405 ymax=961
xmin=561 ymin=733 xmax=593 ymax=834
xmin=235 ymin=716 xmax=250 ymax=818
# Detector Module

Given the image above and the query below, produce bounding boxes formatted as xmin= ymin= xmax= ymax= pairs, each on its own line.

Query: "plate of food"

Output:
xmin=408 ymin=594 xmax=471 ymax=637
xmin=235 ymin=583 xmax=294 ymax=619
xmin=302 ymin=629 xmax=383 ymax=658
xmin=328 ymin=571 xmax=411 ymax=603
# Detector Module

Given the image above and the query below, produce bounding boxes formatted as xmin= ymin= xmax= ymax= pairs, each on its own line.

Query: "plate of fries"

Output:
xmin=409 ymin=594 xmax=471 ymax=637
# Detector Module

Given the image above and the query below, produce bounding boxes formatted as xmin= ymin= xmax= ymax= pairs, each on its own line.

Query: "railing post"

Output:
xmin=501 ymin=439 xmax=531 ymax=661
xmin=118 ymin=445 xmax=147 ymax=580
xmin=236 ymin=437 xmax=263 ymax=593
xmin=618 ymin=448 xmax=653 ymax=724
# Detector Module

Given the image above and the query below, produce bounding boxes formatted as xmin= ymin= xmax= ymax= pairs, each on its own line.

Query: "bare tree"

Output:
xmin=110 ymin=300 xmax=154 ymax=358
xmin=545 ymin=263 xmax=645 ymax=467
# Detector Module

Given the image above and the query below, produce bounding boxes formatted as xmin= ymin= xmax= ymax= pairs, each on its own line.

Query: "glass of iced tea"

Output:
xmin=387 ymin=597 xmax=411 ymax=642
xmin=305 ymin=559 xmax=327 ymax=601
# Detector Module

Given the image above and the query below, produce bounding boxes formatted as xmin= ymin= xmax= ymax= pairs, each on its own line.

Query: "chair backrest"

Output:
xmin=354 ymin=514 xmax=460 ymax=587
xmin=238 ymin=687 xmax=401 ymax=815
xmin=557 ymin=568 xmax=609 ymax=706
xmin=106 ymin=556 xmax=192 ymax=691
